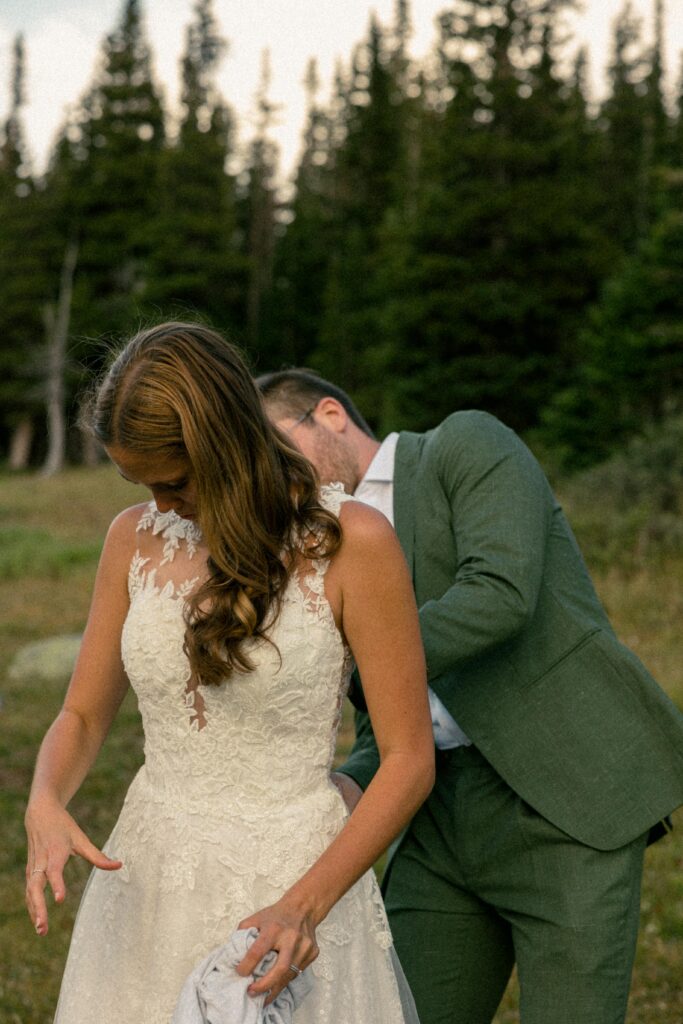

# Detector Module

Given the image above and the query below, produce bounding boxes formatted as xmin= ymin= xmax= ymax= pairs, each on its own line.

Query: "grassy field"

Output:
xmin=0 ymin=466 xmax=681 ymax=1022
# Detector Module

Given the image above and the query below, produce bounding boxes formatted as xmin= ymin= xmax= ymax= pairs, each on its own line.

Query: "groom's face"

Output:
xmin=268 ymin=404 xmax=361 ymax=494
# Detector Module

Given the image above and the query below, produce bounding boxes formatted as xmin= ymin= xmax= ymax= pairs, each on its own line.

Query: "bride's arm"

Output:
xmin=237 ymin=500 xmax=435 ymax=1001
xmin=25 ymin=507 xmax=139 ymax=936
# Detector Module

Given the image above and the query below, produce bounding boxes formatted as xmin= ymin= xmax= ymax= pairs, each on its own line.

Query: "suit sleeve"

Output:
xmin=420 ymin=411 xmax=551 ymax=680
xmin=339 ymin=412 xmax=553 ymax=791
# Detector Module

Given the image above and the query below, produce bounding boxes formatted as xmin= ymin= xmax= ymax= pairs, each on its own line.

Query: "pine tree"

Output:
xmin=65 ymin=0 xmax=165 ymax=359
xmin=0 ymin=36 xmax=47 ymax=467
xmin=627 ymin=0 xmax=674 ymax=240
xmin=598 ymin=2 xmax=650 ymax=251
xmin=144 ymin=0 xmax=244 ymax=332
xmin=673 ymin=53 xmax=683 ymax=166
xmin=311 ymin=15 xmax=411 ymax=412
xmin=241 ymin=52 xmax=280 ymax=355
xmin=367 ymin=0 xmax=610 ymax=433
xmin=332 ymin=16 xmax=407 ymax=232
xmin=264 ymin=60 xmax=336 ymax=366
xmin=644 ymin=0 xmax=671 ymax=168
xmin=542 ymin=168 xmax=683 ymax=466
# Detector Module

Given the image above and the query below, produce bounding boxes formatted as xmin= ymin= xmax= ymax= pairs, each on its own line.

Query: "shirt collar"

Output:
xmin=360 ymin=432 xmax=399 ymax=485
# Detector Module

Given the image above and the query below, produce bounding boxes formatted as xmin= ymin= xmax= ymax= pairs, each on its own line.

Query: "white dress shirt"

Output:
xmin=355 ymin=435 xmax=471 ymax=750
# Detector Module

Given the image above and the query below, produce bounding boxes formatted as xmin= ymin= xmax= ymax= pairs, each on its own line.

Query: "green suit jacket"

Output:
xmin=340 ymin=411 xmax=683 ymax=851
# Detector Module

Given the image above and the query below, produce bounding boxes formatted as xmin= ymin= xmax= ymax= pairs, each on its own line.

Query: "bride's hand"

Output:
xmin=25 ymin=797 xmax=122 ymax=936
xmin=235 ymin=899 xmax=319 ymax=1006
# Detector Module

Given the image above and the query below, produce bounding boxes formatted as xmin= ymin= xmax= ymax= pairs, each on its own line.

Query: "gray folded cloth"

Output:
xmin=171 ymin=927 xmax=313 ymax=1024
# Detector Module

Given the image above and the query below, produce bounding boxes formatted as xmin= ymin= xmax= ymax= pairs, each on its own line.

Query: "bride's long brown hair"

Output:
xmin=88 ymin=321 xmax=341 ymax=685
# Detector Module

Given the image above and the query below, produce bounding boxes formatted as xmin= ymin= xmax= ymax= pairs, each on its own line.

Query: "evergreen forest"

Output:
xmin=1 ymin=0 xmax=683 ymax=472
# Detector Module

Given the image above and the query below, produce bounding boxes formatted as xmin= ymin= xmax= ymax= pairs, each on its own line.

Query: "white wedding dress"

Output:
xmin=54 ymin=486 xmax=419 ymax=1024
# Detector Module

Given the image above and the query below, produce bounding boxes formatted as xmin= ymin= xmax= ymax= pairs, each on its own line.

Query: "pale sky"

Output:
xmin=1 ymin=0 xmax=682 ymax=179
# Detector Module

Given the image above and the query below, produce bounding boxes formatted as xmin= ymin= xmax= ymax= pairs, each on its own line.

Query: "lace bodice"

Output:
xmin=122 ymin=484 xmax=353 ymax=800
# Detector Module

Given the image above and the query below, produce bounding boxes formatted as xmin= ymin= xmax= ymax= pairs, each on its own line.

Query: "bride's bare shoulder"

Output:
xmin=99 ymin=503 xmax=150 ymax=568
xmin=330 ymin=499 xmax=406 ymax=586
xmin=336 ymin=498 xmax=395 ymax=544
xmin=108 ymin=502 xmax=150 ymax=536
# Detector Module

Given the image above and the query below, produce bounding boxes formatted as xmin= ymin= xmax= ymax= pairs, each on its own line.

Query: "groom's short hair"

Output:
xmin=256 ymin=368 xmax=375 ymax=438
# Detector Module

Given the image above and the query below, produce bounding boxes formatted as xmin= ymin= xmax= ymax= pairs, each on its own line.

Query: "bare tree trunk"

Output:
xmin=8 ymin=417 xmax=34 ymax=470
xmin=42 ymin=240 xmax=78 ymax=477
xmin=80 ymin=429 xmax=102 ymax=468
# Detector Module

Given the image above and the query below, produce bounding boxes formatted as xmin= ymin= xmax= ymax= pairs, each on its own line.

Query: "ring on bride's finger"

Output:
xmin=31 ymin=868 xmax=47 ymax=875
xmin=288 ymin=963 xmax=303 ymax=977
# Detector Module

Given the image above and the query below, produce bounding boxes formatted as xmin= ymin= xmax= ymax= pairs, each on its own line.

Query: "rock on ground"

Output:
xmin=8 ymin=634 xmax=82 ymax=684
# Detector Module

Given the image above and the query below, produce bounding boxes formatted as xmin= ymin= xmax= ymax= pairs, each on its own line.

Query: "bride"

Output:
xmin=24 ymin=321 xmax=434 ymax=1023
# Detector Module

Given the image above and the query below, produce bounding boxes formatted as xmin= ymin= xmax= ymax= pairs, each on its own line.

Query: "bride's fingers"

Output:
xmin=26 ymin=865 xmax=50 ymax=935
xmin=236 ymin=908 xmax=318 ymax=1003
xmin=247 ymin=938 xmax=317 ymax=1004
xmin=235 ymin=928 xmax=272 ymax=979
xmin=27 ymin=843 xmax=73 ymax=930
xmin=45 ymin=858 xmax=71 ymax=905
xmin=252 ymin=952 xmax=314 ymax=1006
xmin=72 ymin=833 xmax=122 ymax=873
xmin=26 ymin=831 xmax=121 ymax=935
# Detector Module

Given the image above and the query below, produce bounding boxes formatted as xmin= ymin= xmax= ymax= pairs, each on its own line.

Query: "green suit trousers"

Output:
xmin=383 ymin=746 xmax=647 ymax=1024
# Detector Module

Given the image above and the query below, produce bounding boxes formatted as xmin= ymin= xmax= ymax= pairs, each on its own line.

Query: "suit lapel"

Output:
xmin=393 ymin=432 xmax=421 ymax=579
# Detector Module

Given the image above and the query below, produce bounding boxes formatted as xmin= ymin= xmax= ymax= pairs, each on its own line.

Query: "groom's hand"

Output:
xmin=331 ymin=771 xmax=363 ymax=812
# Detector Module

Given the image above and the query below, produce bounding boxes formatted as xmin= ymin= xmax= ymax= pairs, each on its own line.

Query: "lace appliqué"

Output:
xmin=129 ymin=505 xmax=201 ymax=601
xmin=319 ymin=480 xmax=348 ymax=514
xmin=137 ymin=501 xmax=202 ymax=565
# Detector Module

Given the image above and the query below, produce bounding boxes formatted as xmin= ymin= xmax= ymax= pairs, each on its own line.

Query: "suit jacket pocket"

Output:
xmin=500 ymin=628 xmax=682 ymax=849
xmin=519 ymin=626 xmax=600 ymax=691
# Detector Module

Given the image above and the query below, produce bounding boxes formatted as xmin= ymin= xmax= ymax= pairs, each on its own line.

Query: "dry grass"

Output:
xmin=0 ymin=466 xmax=681 ymax=1022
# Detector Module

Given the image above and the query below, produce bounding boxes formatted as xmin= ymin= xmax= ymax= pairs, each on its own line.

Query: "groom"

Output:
xmin=258 ymin=369 xmax=683 ymax=1024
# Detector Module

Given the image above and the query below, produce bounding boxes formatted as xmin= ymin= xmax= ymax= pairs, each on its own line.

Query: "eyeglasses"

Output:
xmin=275 ymin=403 xmax=319 ymax=438
xmin=291 ymin=406 xmax=317 ymax=428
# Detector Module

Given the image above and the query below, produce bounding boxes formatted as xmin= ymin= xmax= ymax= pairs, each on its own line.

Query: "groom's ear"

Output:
xmin=314 ymin=397 xmax=349 ymax=435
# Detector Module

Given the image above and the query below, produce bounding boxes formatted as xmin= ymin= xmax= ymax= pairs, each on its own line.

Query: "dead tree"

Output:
xmin=41 ymin=239 xmax=78 ymax=477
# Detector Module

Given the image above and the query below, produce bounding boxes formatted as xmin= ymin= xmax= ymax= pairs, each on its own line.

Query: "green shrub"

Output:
xmin=561 ymin=415 xmax=683 ymax=570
